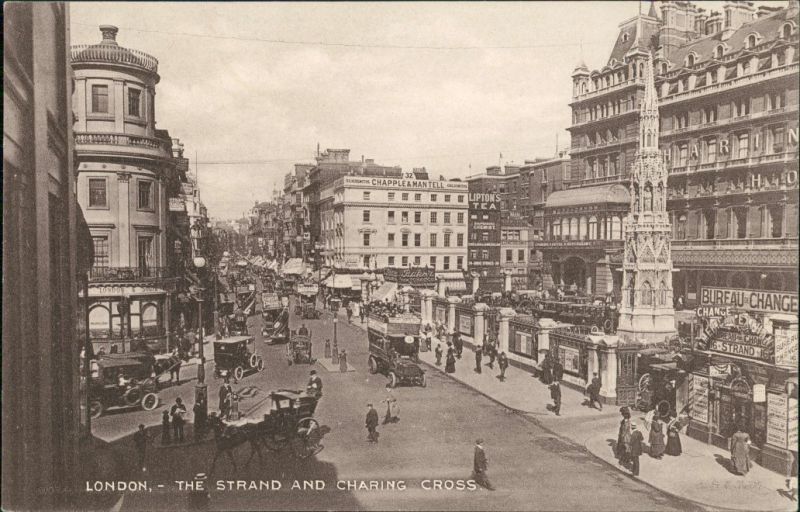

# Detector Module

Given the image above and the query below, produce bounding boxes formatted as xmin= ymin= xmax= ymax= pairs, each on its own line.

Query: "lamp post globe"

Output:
xmin=193 ymin=256 xmax=207 ymax=269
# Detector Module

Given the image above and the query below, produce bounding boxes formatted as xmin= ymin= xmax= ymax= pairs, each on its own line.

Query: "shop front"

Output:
xmin=686 ymin=298 xmax=799 ymax=475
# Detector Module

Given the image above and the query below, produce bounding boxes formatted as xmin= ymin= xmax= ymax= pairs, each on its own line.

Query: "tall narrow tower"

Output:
xmin=617 ymin=53 xmax=676 ymax=343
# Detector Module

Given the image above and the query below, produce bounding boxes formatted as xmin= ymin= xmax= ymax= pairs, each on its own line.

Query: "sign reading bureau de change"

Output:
xmin=700 ymin=287 xmax=798 ymax=315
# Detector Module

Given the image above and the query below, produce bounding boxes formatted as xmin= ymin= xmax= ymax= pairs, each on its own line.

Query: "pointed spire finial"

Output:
xmin=639 ymin=51 xmax=660 ymax=153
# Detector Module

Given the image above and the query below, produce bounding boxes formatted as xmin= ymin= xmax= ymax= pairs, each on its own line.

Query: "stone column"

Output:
xmin=118 ymin=172 xmax=131 ymax=266
xmin=498 ymin=307 xmax=516 ymax=353
xmin=536 ymin=318 xmax=558 ymax=361
xmin=447 ymin=296 xmax=461 ymax=335
xmin=503 ymin=269 xmax=513 ymax=292
xmin=113 ymin=79 xmax=125 ymax=132
xmin=420 ymin=289 xmax=436 ymax=327
xmin=471 ymin=271 xmax=480 ymax=295
xmin=74 ymin=78 xmax=87 ymax=132
xmin=586 ymin=274 xmax=593 ymax=295
xmin=600 ymin=345 xmax=618 ymax=403
xmin=473 ymin=303 xmax=489 ymax=347
xmin=587 ymin=343 xmax=599 ymax=383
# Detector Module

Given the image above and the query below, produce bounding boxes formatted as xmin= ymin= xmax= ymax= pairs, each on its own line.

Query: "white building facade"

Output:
xmin=321 ymin=175 xmax=469 ymax=271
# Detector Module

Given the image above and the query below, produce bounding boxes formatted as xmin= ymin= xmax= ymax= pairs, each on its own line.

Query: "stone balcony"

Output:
xmin=71 ymin=44 xmax=158 ymax=73
xmin=672 ymin=238 xmax=798 ymax=268
xmin=75 ymin=132 xmax=172 ymax=161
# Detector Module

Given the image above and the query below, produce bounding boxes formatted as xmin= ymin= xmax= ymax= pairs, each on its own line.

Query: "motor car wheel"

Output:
xmin=368 ymin=356 xmax=378 ymax=374
xmin=123 ymin=387 xmax=143 ymax=407
xmin=419 ymin=374 xmax=427 ymax=388
xmin=256 ymin=358 xmax=264 ymax=372
xmin=292 ymin=418 xmax=322 ymax=459
xmin=249 ymin=354 xmax=259 ymax=369
xmin=141 ymin=392 xmax=159 ymax=411
xmin=388 ymin=371 xmax=398 ymax=388
xmin=234 ymin=366 xmax=244 ymax=381
xmin=90 ymin=400 xmax=104 ymax=419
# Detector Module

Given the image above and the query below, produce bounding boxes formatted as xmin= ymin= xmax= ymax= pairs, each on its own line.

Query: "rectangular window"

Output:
xmin=706 ymin=138 xmax=717 ymax=163
xmin=88 ymin=178 xmax=107 ymax=207
xmin=388 ymin=192 xmax=395 ymax=201
xmin=92 ymin=236 xmax=110 ymax=268
xmin=457 ymin=233 xmax=464 ymax=247
xmin=388 ymin=233 xmax=395 ymax=246
xmin=414 ymin=211 xmax=421 ymax=224
xmin=363 ymin=191 xmax=370 ymax=200
xmin=388 ymin=256 xmax=395 ymax=266
xmin=481 ymin=232 xmax=489 ymax=242
xmin=128 ymin=88 xmax=141 ymax=117
xmin=444 ymin=212 xmax=451 ymax=224
xmin=443 ymin=256 xmax=450 ymax=270
xmin=678 ymin=144 xmax=688 ymax=165
xmin=737 ymin=133 xmax=749 ymax=158
xmin=430 ymin=256 xmax=437 ymax=268
xmin=400 ymin=256 xmax=408 ymax=267
xmin=431 ymin=194 xmax=437 ymax=202
xmin=401 ymin=211 xmax=409 ymax=223
xmin=457 ymin=195 xmax=464 ymax=203
xmin=135 ymin=179 xmax=156 ymax=211
xmin=457 ymin=212 xmax=464 ymax=224
xmin=430 ymin=233 xmax=437 ymax=247
xmin=470 ymin=250 xmax=477 ymax=260
xmin=137 ymin=236 xmax=154 ymax=270
xmin=482 ymin=249 xmax=489 ymax=260
xmin=363 ymin=233 xmax=370 ymax=246
xmin=402 ymin=193 xmax=409 ymax=201
xmin=414 ymin=256 xmax=421 ymax=266
xmin=414 ymin=193 xmax=421 ymax=201
xmin=388 ymin=211 xmax=395 ymax=223
xmin=91 ymin=84 xmax=109 ymax=113
xmin=457 ymin=256 xmax=464 ymax=269
xmin=363 ymin=210 xmax=371 ymax=222
xmin=430 ymin=212 xmax=437 ymax=224
xmin=506 ymin=249 xmax=513 ymax=263
xmin=402 ymin=233 xmax=409 ymax=247
xmin=518 ymin=249 xmax=525 ymax=261
xmin=444 ymin=233 xmax=451 ymax=247
xmin=414 ymin=233 xmax=421 ymax=247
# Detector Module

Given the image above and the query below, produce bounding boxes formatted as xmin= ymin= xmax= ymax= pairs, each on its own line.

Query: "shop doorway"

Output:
xmin=563 ymin=256 xmax=587 ymax=290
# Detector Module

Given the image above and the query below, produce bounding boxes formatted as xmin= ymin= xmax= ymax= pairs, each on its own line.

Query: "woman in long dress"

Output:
xmin=649 ymin=416 xmax=666 ymax=458
xmin=730 ymin=426 xmax=751 ymax=475
xmin=616 ymin=407 xmax=632 ymax=464
xmin=445 ymin=351 xmax=456 ymax=374
xmin=665 ymin=418 xmax=682 ymax=456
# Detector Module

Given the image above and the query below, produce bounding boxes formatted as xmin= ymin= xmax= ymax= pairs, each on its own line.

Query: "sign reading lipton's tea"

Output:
xmin=700 ymin=287 xmax=798 ymax=315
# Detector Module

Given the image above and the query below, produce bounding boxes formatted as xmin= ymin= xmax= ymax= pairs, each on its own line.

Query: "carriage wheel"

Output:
xmin=141 ymin=392 xmax=159 ymax=411
xmin=638 ymin=373 xmax=651 ymax=393
xmin=368 ymin=357 xmax=378 ymax=374
xmin=90 ymin=400 xmax=104 ymax=419
xmin=603 ymin=319 xmax=614 ymax=333
xmin=256 ymin=358 xmax=264 ymax=372
xmin=249 ymin=354 xmax=259 ymax=369
xmin=123 ymin=387 xmax=143 ymax=407
xmin=234 ymin=366 xmax=244 ymax=381
xmin=292 ymin=418 xmax=322 ymax=459
xmin=388 ymin=372 xmax=398 ymax=388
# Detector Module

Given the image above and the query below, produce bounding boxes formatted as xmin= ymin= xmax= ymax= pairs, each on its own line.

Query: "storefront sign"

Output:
xmin=773 ymin=324 xmax=798 ymax=368
xmin=472 ymin=222 xmax=497 ymax=230
xmin=767 ymin=393 xmax=788 ymax=449
xmin=690 ymin=374 xmax=709 ymax=424
xmin=696 ymin=305 xmax=729 ymax=318
xmin=710 ymin=339 xmax=764 ymax=359
xmin=704 ymin=313 xmax=774 ymax=363
xmin=384 ymin=267 xmax=436 ymax=288
xmin=168 ymin=198 xmax=186 ymax=212
xmin=296 ymin=284 xmax=319 ymax=296
xmin=788 ymin=398 xmax=798 ymax=448
xmin=468 ymin=193 xmax=500 ymax=211
xmin=458 ymin=315 xmax=473 ymax=336
xmin=700 ymin=287 xmax=798 ymax=315
xmin=343 ymin=176 xmax=468 ymax=191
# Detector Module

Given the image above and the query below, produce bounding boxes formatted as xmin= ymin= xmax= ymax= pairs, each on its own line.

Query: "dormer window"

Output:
xmin=622 ymin=33 xmax=630 ymax=43
xmin=685 ymin=53 xmax=696 ymax=67
xmin=746 ymin=34 xmax=759 ymax=49
xmin=781 ymin=23 xmax=794 ymax=39
xmin=714 ymin=45 xmax=725 ymax=59
xmin=660 ymin=62 xmax=668 ymax=74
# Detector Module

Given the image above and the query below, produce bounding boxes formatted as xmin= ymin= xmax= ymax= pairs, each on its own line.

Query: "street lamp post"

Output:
xmin=193 ymin=256 xmax=208 ymax=415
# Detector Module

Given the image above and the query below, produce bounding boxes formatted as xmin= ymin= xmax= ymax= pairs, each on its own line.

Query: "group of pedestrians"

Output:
xmin=615 ymin=406 xmax=683 ymax=477
xmin=364 ymin=389 xmax=400 ymax=443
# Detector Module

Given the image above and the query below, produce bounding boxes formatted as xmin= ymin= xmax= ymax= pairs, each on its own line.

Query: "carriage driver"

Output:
xmin=307 ymin=370 xmax=323 ymax=399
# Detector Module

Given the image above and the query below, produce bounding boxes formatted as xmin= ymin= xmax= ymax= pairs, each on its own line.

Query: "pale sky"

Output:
xmin=69 ymin=1 xmax=781 ymax=219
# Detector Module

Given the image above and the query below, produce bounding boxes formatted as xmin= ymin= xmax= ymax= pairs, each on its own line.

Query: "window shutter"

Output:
xmin=748 ymin=205 xmax=762 ymax=238
xmin=785 ymin=203 xmax=798 ymax=237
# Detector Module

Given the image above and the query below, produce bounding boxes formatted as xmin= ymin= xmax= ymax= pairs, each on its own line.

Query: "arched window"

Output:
xmin=141 ymin=303 xmax=159 ymax=336
xmin=579 ymin=216 xmax=588 ymax=240
xmin=638 ymin=62 xmax=644 ymax=77
xmin=641 ymin=281 xmax=653 ymax=306
xmin=782 ymin=23 xmax=794 ymax=39
xmin=611 ymin=216 xmax=622 ymax=239
xmin=588 ymin=216 xmax=598 ymax=239
xmin=686 ymin=53 xmax=695 ymax=67
xmin=569 ymin=217 xmax=578 ymax=240
xmin=644 ymin=184 xmax=653 ymax=211
xmin=658 ymin=280 xmax=668 ymax=305
xmin=714 ymin=45 xmax=724 ymax=59
xmin=89 ymin=305 xmax=111 ymax=339
xmin=622 ymin=33 xmax=630 ymax=43
xmin=746 ymin=34 xmax=758 ymax=49
xmin=661 ymin=62 xmax=668 ymax=74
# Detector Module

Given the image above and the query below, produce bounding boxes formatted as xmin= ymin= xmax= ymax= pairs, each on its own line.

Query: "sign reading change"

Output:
xmin=700 ymin=287 xmax=798 ymax=315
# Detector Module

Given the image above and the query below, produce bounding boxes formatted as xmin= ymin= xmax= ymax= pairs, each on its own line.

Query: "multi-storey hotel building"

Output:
xmin=560 ymin=0 xmax=798 ymax=301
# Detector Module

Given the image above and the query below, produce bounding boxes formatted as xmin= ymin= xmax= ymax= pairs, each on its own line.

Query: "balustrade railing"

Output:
xmin=71 ymin=44 xmax=159 ymax=72
xmin=75 ymin=132 xmax=171 ymax=153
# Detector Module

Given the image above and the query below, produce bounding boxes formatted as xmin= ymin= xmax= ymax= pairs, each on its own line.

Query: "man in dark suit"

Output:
xmin=552 ymin=359 xmax=564 ymax=383
xmin=589 ymin=373 xmax=603 ymax=410
xmin=474 ymin=346 xmax=483 ymax=374
xmin=550 ymin=380 xmax=562 ymax=416
xmin=473 ymin=439 xmax=494 ymax=490
xmin=365 ymin=403 xmax=379 ymax=442
xmin=171 ymin=397 xmax=187 ymax=442
xmin=629 ymin=421 xmax=644 ymax=477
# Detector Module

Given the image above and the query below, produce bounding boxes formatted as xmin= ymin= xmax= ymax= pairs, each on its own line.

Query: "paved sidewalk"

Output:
xmin=351 ymin=317 xmax=795 ymax=511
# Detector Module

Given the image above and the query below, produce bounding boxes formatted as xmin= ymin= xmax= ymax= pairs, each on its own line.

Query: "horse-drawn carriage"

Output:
xmin=287 ymin=332 xmax=315 ymax=365
xmin=89 ymin=354 xmax=160 ymax=419
xmin=207 ymin=388 xmax=323 ymax=473
xmin=213 ymin=336 xmax=264 ymax=381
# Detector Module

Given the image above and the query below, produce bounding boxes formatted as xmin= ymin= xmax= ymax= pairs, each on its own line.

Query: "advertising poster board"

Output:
xmin=767 ymin=393 xmax=788 ymax=449
xmin=690 ymin=374 xmax=710 ymax=424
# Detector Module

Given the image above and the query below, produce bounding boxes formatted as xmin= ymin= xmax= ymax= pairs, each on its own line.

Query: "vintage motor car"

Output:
xmin=262 ymin=305 xmax=289 ymax=344
xmin=287 ymin=332 xmax=315 ymax=365
xmin=89 ymin=354 xmax=160 ymax=419
xmin=368 ymin=333 xmax=426 ymax=388
xmin=213 ymin=335 xmax=264 ymax=381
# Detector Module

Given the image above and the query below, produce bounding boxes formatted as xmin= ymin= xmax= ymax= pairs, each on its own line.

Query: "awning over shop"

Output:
xmin=437 ymin=271 xmax=467 ymax=294
xmin=545 ymin=183 xmax=629 ymax=209
xmin=282 ymin=258 xmax=305 ymax=275
xmin=324 ymin=274 xmax=355 ymax=289
xmin=372 ymin=282 xmax=398 ymax=303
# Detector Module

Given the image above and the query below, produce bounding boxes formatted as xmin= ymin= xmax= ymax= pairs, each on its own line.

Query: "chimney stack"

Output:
xmin=99 ymin=25 xmax=119 ymax=45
